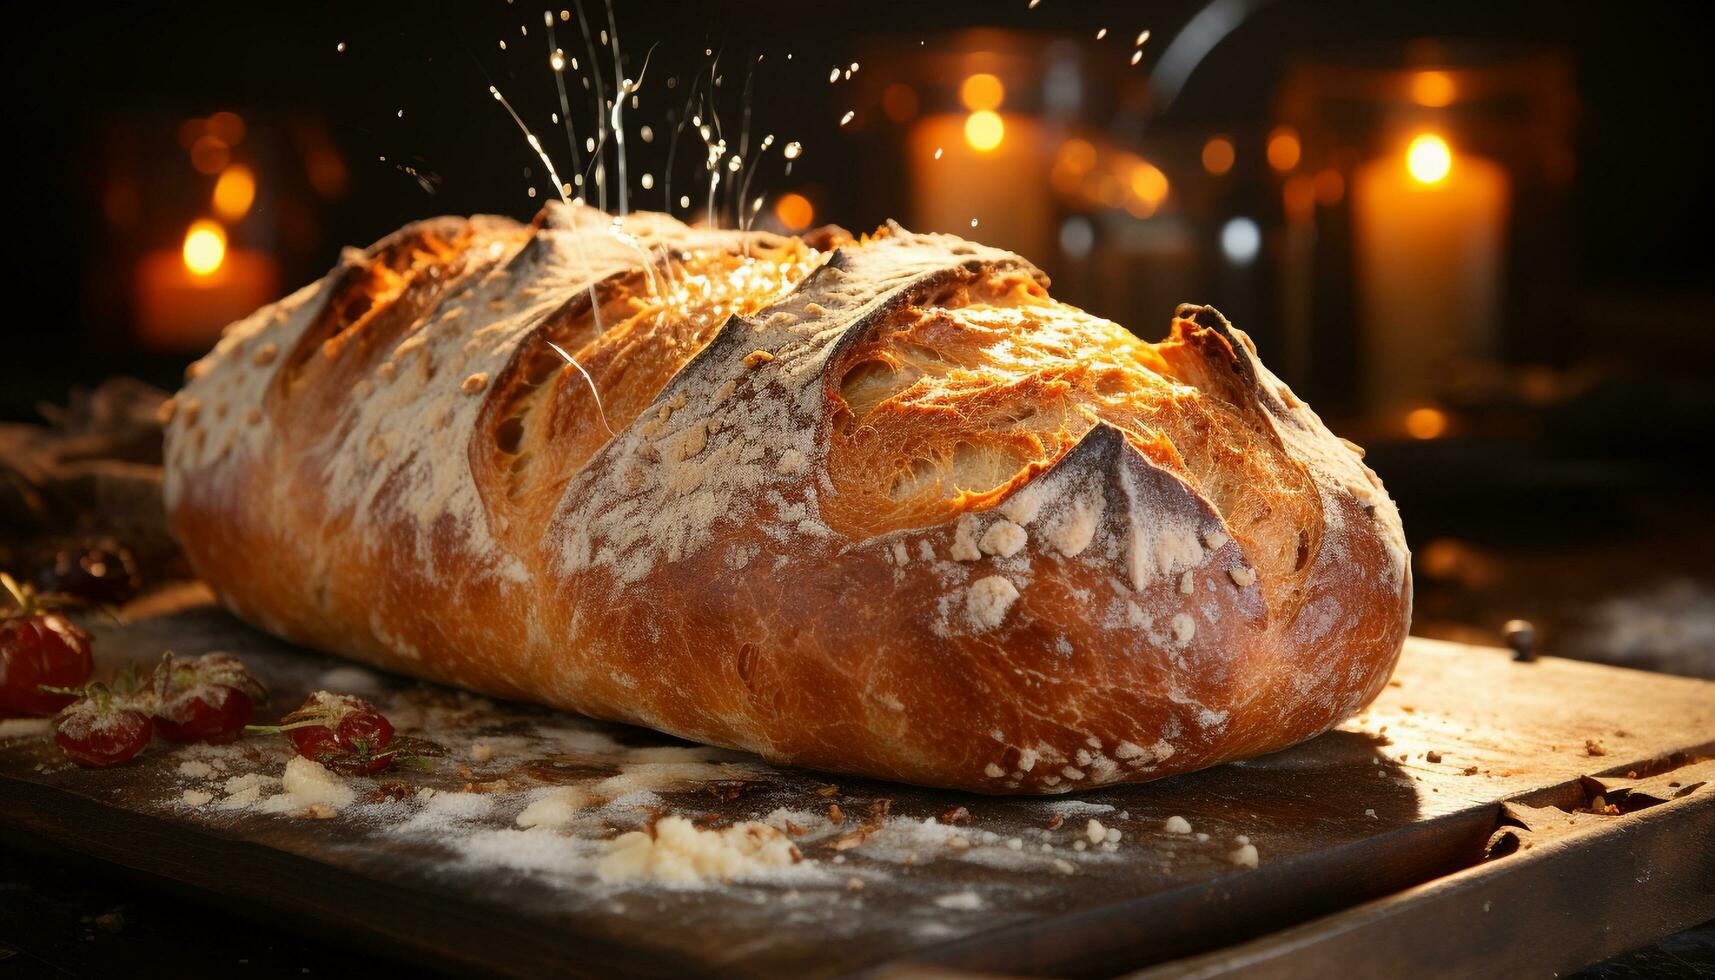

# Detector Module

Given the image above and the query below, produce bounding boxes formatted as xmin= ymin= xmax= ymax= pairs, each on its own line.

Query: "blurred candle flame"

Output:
xmin=182 ymin=220 xmax=226 ymax=277
xmin=963 ymin=110 xmax=1005 ymax=152
xmin=1407 ymin=133 xmax=1453 ymax=185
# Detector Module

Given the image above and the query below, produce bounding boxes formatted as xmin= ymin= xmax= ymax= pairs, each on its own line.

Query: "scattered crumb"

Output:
xmin=933 ymin=890 xmax=983 ymax=911
xmin=966 ymin=575 xmax=1020 ymax=630
xmin=1229 ymin=842 xmax=1260 ymax=868
xmin=597 ymin=816 xmax=801 ymax=886
xmin=279 ymin=756 xmax=356 ymax=811
xmin=177 ymin=759 xmax=218 ymax=779
xmin=743 ymin=349 xmax=775 ymax=367
xmin=1364 ymin=808 xmax=1377 ymax=819
xmin=181 ymin=789 xmax=214 ymax=807
xmin=516 ymin=788 xmax=591 ymax=829
xmin=1085 ymin=819 xmax=1107 ymax=845
xmin=469 ymin=743 xmax=494 ymax=763
xmin=1584 ymin=740 xmax=1607 ymax=757
xmin=1163 ymin=815 xmax=1192 ymax=834
xmin=1426 ymin=750 xmax=1443 ymax=763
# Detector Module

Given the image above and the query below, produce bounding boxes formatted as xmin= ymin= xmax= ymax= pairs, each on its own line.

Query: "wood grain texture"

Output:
xmin=2 ymin=594 xmax=1711 ymax=978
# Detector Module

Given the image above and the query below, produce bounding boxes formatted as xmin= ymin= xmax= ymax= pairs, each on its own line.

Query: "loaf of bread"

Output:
xmin=162 ymin=203 xmax=1410 ymax=793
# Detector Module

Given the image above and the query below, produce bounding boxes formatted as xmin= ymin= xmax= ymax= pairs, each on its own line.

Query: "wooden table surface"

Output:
xmin=2 ymin=588 xmax=1712 ymax=978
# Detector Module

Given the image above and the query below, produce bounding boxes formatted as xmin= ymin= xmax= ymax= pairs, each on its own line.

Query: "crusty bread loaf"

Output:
xmin=162 ymin=203 xmax=1411 ymax=793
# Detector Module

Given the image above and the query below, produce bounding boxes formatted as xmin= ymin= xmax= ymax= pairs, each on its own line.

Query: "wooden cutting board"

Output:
xmin=2 ymin=587 xmax=1712 ymax=978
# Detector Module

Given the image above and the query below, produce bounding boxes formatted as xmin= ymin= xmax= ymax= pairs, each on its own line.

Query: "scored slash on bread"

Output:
xmin=162 ymin=202 xmax=1410 ymax=794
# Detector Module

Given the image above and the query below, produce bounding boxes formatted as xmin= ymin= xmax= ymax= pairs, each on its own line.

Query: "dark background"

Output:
xmin=4 ymin=0 xmax=1710 ymax=385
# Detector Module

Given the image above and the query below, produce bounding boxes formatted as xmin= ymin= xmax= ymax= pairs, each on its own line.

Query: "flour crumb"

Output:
xmin=181 ymin=789 xmax=214 ymax=807
xmin=178 ymin=760 xmax=218 ymax=780
xmin=966 ymin=575 xmax=1020 ymax=630
xmin=1170 ymin=612 xmax=1196 ymax=645
xmin=1163 ymin=815 xmax=1192 ymax=834
xmin=979 ymin=519 xmax=1027 ymax=558
xmin=934 ymin=890 xmax=983 ymax=910
xmin=279 ymin=756 xmax=356 ymax=812
xmin=1085 ymin=819 xmax=1107 ymax=845
xmin=1048 ymin=495 xmax=1101 ymax=557
xmin=597 ymin=816 xmax=801 ymax=886
xmin=1229 ymin=841 xmax=1260 ymax=868
xmin=516 ymin=787 xmax=591 ymax=829
xmin=950 ymin=515 xmax=982 ymax=561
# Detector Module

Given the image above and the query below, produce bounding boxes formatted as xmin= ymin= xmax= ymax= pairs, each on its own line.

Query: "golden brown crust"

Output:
xmin=163 ymin=203 xmax=1411 ymax=794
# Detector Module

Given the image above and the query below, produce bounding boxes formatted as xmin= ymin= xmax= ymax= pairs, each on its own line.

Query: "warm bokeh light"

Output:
xmin=881 ymin=83 xmax=919 ymax=122
xmin=1404 ymin=406 xmax=1448 ymax=439
xmin=206 ymin=111 xmax=246 ymax=146
xmin=1129 ymin=162 xmax=1168 ymax=205
xmin=959 ymin=73 xmax=1005 ymax=111
xmin=1407 ymin=133 xmax=1453 ymax=185
xmin=1410 ymin=71 xmax=1457 ymax=108
xmin=182 ymin=220 xmax=227 ymax=277
xmin=190 ymin=135 xmax=230 ymax=175
xmin=213 ymin=165 xmax=256 ymax=220
xmin=963 ymin=110 xmax=1005 ymax=153
xmin=1266 ymin=127 xmax=1301 ymax=172
xmin=773 ymin=192 xmax=814 ymax=231
xmin=1050 ymin=138 xmax=1096 ymax=194
xmin=1201 ymin=136 xmax=1235 ymax=176
xmin=1418 ymin=538 xmax=1465 ymax=579
xmin=1313 ymin=167 xmax=1345 ymax=205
